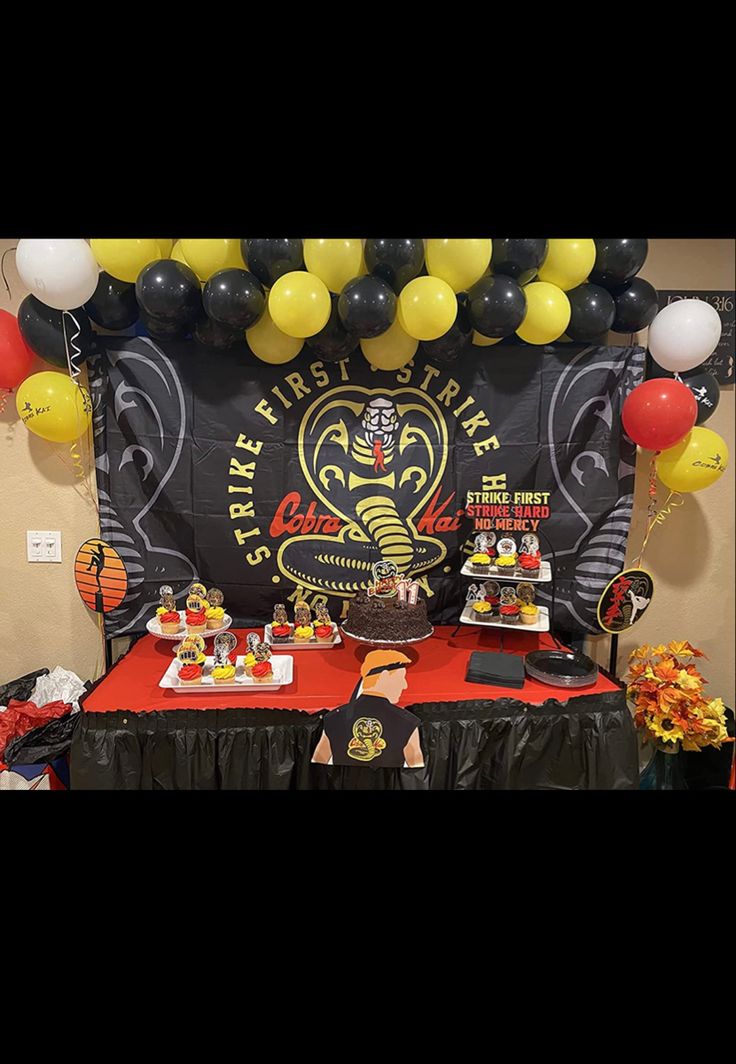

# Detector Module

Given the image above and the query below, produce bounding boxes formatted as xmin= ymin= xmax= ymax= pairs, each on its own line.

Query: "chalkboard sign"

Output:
xmin=656 ymin=291 xmax=734 ymax=384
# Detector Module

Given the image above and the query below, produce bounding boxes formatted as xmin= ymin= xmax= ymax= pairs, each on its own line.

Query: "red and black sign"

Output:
xmin=597 ymin=568 xmax=654 ymax=634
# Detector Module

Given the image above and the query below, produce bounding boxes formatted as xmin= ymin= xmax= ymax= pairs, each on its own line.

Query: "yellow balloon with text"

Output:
xmin=398 ymin=275 xmax=457 ymax=340
xmin=178 ymin=239 xmax=245 ymax=282
xmin=90 ymin=238 xmax=162 ymax=283
xmin=656 ymin=427 xmax=729 ymax=493
xmin=246 ymin=303 xmax=304 ymax=364
xmin=268 ymin=271 xmax=331 ymax=338
xmin=16 ymin=371 xmax=92 ymax=443
xmin=537 ymin=239 xmax=596 ymax=291
xmin=425 ymin=239 xmax=492 ymax=293
xmin=303 ymin=239 xmax=364 ymax=293
xmin=156 ymin=239 xmax=174 ymax=257
xmin=360 ymin=318 xmax=418 ymax=370
xmin=472 ymin=331 xmax=503 ymax=347
xmin=516 ymin=282 xmax=571 ymax=344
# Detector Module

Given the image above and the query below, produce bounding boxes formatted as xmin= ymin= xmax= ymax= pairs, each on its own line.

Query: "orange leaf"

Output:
xmin=654 ymin=659 xmax=681 ymax=683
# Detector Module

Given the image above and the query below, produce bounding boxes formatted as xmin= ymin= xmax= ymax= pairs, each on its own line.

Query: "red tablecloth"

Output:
xmin=84 ymin=626 xmax=620 ymax=715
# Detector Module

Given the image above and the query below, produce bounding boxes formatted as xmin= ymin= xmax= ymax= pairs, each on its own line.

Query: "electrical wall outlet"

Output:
xmin=27 ymin=530 xmax=62 ymax=563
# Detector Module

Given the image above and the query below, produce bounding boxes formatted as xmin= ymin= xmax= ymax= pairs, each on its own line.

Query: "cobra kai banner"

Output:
xmin=88 ymin=336 xmax=645 ymax=637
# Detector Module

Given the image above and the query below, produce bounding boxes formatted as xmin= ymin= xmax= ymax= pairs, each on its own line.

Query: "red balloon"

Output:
xmin=0 ymin=309 xmax=34 ymax=389
xmin=622 ymin=378 xmax=697 ymax=451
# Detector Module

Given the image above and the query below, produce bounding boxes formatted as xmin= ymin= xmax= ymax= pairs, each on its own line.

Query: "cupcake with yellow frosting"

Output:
xmin=494 ymin=554 xmax=517 ymax=575
xmin=471 ymin=599 xmax=494 ymax=623
xmin=211 ymin=663 xmax=237 ymax=684
xmin=294 ymin=624 xmax=315 ymax=643
xmin=470 ymin=552 xmax=492 ymax=574
xmin=520 ymin=603 xmax=539 ymax=625
xmin=206 ymin=605 xmax=225 ymax=630
xmin=243 ymin=651 xmax=257 ymax=677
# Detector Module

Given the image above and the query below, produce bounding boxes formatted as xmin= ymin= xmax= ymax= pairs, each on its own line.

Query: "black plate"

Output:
xmin=524 ymin=649 xmax=598 ymax=688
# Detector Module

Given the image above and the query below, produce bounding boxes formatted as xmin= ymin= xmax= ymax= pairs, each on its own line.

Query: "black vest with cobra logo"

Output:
xmin=322 ymin=694 xmax=420 ymax=769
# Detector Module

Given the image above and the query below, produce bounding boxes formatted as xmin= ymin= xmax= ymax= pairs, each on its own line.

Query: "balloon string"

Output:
xmin=636 ymin=490 xmax=684 ymax=567
xmin=1 ymin=246 xmax=17 ymax=300
xmin=0 ymin=389 xmax=9 ymax=415
xmin=62 ymin=310 xmax=84 ymax=383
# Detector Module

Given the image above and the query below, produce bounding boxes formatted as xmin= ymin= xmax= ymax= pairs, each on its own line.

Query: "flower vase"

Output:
xmin=639 ymin=744 xmax=688 ymax=790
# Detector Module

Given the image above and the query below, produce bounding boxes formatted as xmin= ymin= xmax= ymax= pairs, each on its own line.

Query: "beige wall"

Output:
xmin=2 ymin=238 xmax=734 ymax=705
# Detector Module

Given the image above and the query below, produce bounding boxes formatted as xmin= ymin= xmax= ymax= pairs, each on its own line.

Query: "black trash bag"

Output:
xmin=0 ymin=668 xmax=49 ymax=706
xmin=5 ymin=710 xmax=82 ymax=767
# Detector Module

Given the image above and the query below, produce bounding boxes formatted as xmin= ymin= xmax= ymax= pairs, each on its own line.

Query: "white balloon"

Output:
xmin=16 ymin=238 xmax=100 ymax=311
xmin=648 ymin=298 xmax=722 ymax=373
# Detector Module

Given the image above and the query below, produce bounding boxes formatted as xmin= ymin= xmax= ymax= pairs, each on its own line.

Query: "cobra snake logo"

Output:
xmin=348 ymin=718 xmax=387 ymax=762
xmin=277 ymin=386 xmax=448 ymax=595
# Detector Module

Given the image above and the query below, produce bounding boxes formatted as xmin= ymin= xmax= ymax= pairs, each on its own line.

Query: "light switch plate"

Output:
xmin=27 ymin=530 xmax=62 ymax=563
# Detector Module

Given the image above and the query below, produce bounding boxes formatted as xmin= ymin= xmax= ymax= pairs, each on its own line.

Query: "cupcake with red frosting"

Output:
xmin=186 ymin=606 xmax=207 ymax=635
xmin=178 ymin=663 xmax=203 ymax=686
xmin=518 ymin=550 xmax=542 ymax=577
xmin=160 ymin=610 xmax=182 ymax=635
xmin=251 ymin=659 xmax=274 ymax=684
xmin=500 ymin=603 xmax=520 ymax=625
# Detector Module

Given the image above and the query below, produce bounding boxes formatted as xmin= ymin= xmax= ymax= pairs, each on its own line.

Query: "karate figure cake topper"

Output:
xmin=497 ymin=537 xmax=517 ymax=557
xmin=516 ymin=582 xmax=536 ymax=604
xmin=206 ymin=587 xmax=224 ymax=607
xmin=213 ymin=631 xmax=237 ymax=665
xmin=499 ymin=585 xmax=517 ymax=606
xmin=189 ymin=581 xmax=207 ymax=598
xmin=520 ymin=533 xmax=539 ymax=555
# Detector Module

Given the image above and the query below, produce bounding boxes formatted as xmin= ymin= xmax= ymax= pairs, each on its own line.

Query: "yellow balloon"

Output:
xmin=425 ymin=239 xmax=492 ymax=293
xmin=656 ymin=427 xmax=728 ymax=493
xmin=398 ymin=276 xmax=457 ymax=340
xmin=90 ymin=238 xmax=162 ymax=283
xmin=360 ymin=318 xmax=418 ymax=370
xmin=246 ymin=303 xmax=304 ymax=364
xmin=178 ymin=239 xmax=245 ymax=282
xmin=268 ymin=271 xmax=331 ymax=338
xmin=170 ymin=241 xmax=190 ymax=266
xmin=516 ymin=282 xmax=571 ymax=344
xmin=156 ymin=239 xmax=174 ymax=257
xmin=303 ymin=239 xmax=364 ymax=293
xmin=537 ymin=239 xmax=595 ymax=291
xmin=472 ymin=331 xmax=503 ymax=347
xmin=16 ymin=371 xmax=92 ymax=443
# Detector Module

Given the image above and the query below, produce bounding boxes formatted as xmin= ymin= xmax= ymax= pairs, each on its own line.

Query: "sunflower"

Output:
xmin=648 ymin=716 xmax=685 ymax=745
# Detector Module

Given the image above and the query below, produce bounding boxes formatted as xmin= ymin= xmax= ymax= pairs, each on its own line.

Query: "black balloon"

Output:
xmin=139 ymin=310 xmax=190 ymax=340
xmin=203 ymin=268 xmax=265 ymax=329
xmin=590 ymin=239 xmax=648 ymax=288
xmin=338 ymin=275 xmax=396 ymax=338
xmin=17 ymin=295 xmax=95 ymax=369
xmin=305 ymin=293 xmax=359 ymax=362
xmin=466 ymin=274 xmax=526 ymax=338
xmin=193 ymin=314 xmax=242 ymax=349
xmin=244 ymin=239 xmax=304 ymax=287
xmin=420 ymin=298 xmax=472 ymax=365
xmin=611 ymin=277 xmax=659 ymax=333
xmin=647 ymin=360 xmax=720 ymax=425
xmin=491 ymin=239 xmax=548 ymax=285
xmin=364 ymin=238 xmax=424 ymax=293
xmin=135 ymin=260 xmax=201 ymax=328
xmin=566 ymin=284 xmax=616 ymax=342
xmin=84 ymin=272 xmax=139 ymax=331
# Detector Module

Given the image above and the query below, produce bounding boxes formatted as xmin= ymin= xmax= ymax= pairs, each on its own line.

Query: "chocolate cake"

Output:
xmin=342 ymin=591 xmax=432 ymax=643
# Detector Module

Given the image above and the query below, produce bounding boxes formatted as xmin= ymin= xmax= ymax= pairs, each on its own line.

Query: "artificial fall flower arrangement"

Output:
xmin=626 ymin=640 xmax=731 ymax=752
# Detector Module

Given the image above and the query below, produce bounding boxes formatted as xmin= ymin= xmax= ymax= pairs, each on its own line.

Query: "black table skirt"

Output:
xmin=70 ymin=690 xmax=638 ymax=790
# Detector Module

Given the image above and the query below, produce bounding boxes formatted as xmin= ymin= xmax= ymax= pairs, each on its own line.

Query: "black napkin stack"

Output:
xmin=465 ymin=651 xmax=526 ymax=689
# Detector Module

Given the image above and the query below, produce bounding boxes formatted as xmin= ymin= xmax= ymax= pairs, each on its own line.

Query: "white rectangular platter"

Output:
xmin=459 ymin=604 xmax=550 ymax=633
xmin=263 ymin=622 xmax=342 ymax=650
xmin=461 ymin=561 xmax=552 ymax=583
xmin=159 ymin=654 xmax=293 ymax=692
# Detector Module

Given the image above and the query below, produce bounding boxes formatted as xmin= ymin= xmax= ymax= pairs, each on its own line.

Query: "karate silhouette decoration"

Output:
xmin=312 ymin=649 xmax=425 ymax=770
xmin=74 ymin=538 xmax=128 ymax=614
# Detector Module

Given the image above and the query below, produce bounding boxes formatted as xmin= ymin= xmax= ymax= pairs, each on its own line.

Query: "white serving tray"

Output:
xmin=159 ymin=654 xmax=293 ymax=692
xmin=459 ymin=603 xmax=550 ymax=633
xmin=264 ymin=622 xmax=342 ymax=649
xmin=461 ymin=560 xmax=552 ymax=583
xmin=146 ymin=611 xmax=233 ymax=640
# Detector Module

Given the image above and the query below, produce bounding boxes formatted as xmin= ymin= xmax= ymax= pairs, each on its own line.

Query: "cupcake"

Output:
xmin=499 ymin=603 xmax=520 ymax=625
xmin=206 ymin=605 xmax=225 ymax=630
xmin=484 ymin=594 xmax=501 ymax=617
xmin=294 ymin=624 xmax=315 ymax=643
xmin=520 ymin=603 xmax=539 ymax=625
xmin=315 ymin=622 xmax=335 ymax=643
xmin=270 ymin=622 xmax=292 ymax=644
xmin=251 ymin=660 xmax=274 ymax=683
xmin=186 ymin=607 xmax=207 ymax=635
xmin=495 ymin=554 xmax=517 ymax=574
xmin=471 ymin=599 xmax=494 ymax=623
xmin=470 ymin=552 xmax=492 ymax=574
xmin=156 ymin=606 xmax=168 ymax=618
xmin=178 ymin=663 xmax=203 ymax=686
xmin=159 ymin=610 xmax=182 ymax=635
xmin=518 ymin=551 xmax=541 ymax=577
xmin=242 ymin=651 xmax=257 ymax=677
xmin=211 ymin=663 xmax=237 ymax=685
